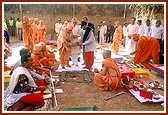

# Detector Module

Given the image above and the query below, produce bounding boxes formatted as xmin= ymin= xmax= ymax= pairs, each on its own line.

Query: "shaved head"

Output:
xmin=103 ymin=50 xmax=111 ymax=59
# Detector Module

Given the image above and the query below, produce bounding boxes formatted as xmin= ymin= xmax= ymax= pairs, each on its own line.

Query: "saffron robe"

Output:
xmin=94 ymin=58 xmax=121 ymax=92
xmin=57 ymin=27 xmax=76 ymax=68
xmin=31 ymin=53 xmax=50 ymax=75
xmin=134 ymin=36 xmax=160 ymax=64
xmin=111 ymin=25 xmax=123 ymax=53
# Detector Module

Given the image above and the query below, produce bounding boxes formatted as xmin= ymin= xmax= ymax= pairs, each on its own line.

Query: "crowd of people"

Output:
xmin=4 ymin=15 xmax=164 ymax=111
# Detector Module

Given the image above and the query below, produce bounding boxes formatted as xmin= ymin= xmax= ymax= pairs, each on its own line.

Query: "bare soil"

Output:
xmin=4 ymin=37 xmax=164 ymax=112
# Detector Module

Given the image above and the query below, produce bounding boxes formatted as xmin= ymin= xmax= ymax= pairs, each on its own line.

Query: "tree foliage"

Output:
xmin=128 ymin=4 xmax=164 ymax=23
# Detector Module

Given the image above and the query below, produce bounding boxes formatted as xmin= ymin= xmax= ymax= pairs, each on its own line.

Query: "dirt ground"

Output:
xmin=53 ymin=71 xmax=164 ymax=111
xmin=3 ymin=36 xmax=165 ymax=112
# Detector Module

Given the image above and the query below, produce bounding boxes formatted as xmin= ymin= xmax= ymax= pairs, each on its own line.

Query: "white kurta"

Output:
xmin=71 ymin=25 xmax=82 ymax=65
xmin=55 ymin=23 xmax=63 ymax=35
xmin=138 ymin=25 xmax=144 ymax=37
xmin=71 ymin=25 xmax=82 ymax=55
xmin=99 ymin=25 xmax=107 ymax=44
xmin=143 ymin=25 xmax=153 ymax=36
xmin=150 ymin=24 xmax=164 ymax=39
xmin=126 ymin=23 xmax=139 ymax=53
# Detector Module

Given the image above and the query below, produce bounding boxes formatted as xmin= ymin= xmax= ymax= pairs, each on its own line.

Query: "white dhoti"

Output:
xmin=126 ymin=38 xmax=135 ymax=53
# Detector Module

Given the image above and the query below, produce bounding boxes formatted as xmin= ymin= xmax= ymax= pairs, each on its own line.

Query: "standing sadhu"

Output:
xmin=28 ymin=17 xmax=34 ymax=51
xmin=57 ymin=22 xmax=79 ymax=69
xmin=130 ymin=34 xmax=160 ymax=65
xmin=111 ymin=20 xmax=123 ymax=55
xmin=94 ymin=50 xmax=121 ymax=92
xmin=22 ymin=16 xmax=32 ymax=50
xmin=38 ymin=20 xmax=46 ymax=43
xmin=32 ymin=18 xmax=40 ymax=45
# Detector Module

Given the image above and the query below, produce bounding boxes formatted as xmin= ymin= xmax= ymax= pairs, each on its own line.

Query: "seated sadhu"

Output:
xmin=31 ymin=44 xmax=50 ymax=75
xmin=5 ymin=54 xmax=46 ymax=111
xmin=94 ymin=50 xmax=121 ymax=92
xmin=130 ymin=34 xmax=160 ymax=65
xmin=38 ymin=42 xmax=58 ymax=68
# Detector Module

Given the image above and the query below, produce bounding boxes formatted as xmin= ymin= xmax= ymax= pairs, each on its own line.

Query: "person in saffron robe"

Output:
xmin=94 ymin=50 xmax=121 ymax=92
xmin=57 ymin=22 xmax=78 ymax=69
xmin=38 ymin=20 xmax=46 ymax=43
xmin=32 ymin=18 xmax=40 ymax=45
xmin=28 ymin=17 xmax=34 ymax=51
xmin=22 ymin=16 xmax=32 ymax=50
xmin=38 ymin=42 xmax=58 ymax=68
xmin=111 ymin=20 xmax=123 ymax=55
xmin=31 ymin=44 xmax=50 ymax=75
xmin=130 ymin=34 xmax=160 ymax=65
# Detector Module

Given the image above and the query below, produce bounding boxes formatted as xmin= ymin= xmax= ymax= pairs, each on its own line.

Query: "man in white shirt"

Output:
xmin=99 ymin=21 xmax=107 ymax=44
xmin=122 ymin=22 xmax=127 ymax=48
xmin=150 ymin=20 xmax=164 ymax=64
xmin=143 ymin=19 xmax=152 ymax=36
xmin=71 ymin=18 xmax=82 ymax=66
xmin=55 ymin=19 xmax=63 ymax=37
xmin=150 ymin=20 xmax=164 ymax=40
xmin=126 ymin=17 xmax=139 ymax=53
xmin=137 ymin=20 xmax=144 ymax=37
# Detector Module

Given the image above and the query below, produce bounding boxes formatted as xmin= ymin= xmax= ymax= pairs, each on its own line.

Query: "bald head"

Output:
xmin=103 ymin=50 xmax=111 ymax=59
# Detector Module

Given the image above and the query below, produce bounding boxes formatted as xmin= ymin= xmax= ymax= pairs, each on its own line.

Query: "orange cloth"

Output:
xmin=32 ymin=23 xmax=40 ymax=45
xmin=134 ymin=36 xmax=160 ymax=64
xmin=38 ymin=21 xmax=46 ymax=43
xmin=131 ymin=33 xmax=140 ymax=38
xmin=94 ymin=58 xmax=121 ymax=92
xmin=43 ymin=49 xmax=56 ymax=67
xmin=31 ymin=53 xmax=50 ymax=75
xmin=111 ymin=25 xmax=122 ymax=53
xmin=57 ymin=27 xmax=76 ymax=68
xmin=39 ymin=57 xmax=50 ymax=67
xmin=38 ymin=42 xmax=56 ymax=67
xmin=29 ymin=23 xmax=34 ymax=51
xmin=22 ymin=20 xmax=33 ymax=50
xmin=85 ymin=52 xmax=94 ymax=70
